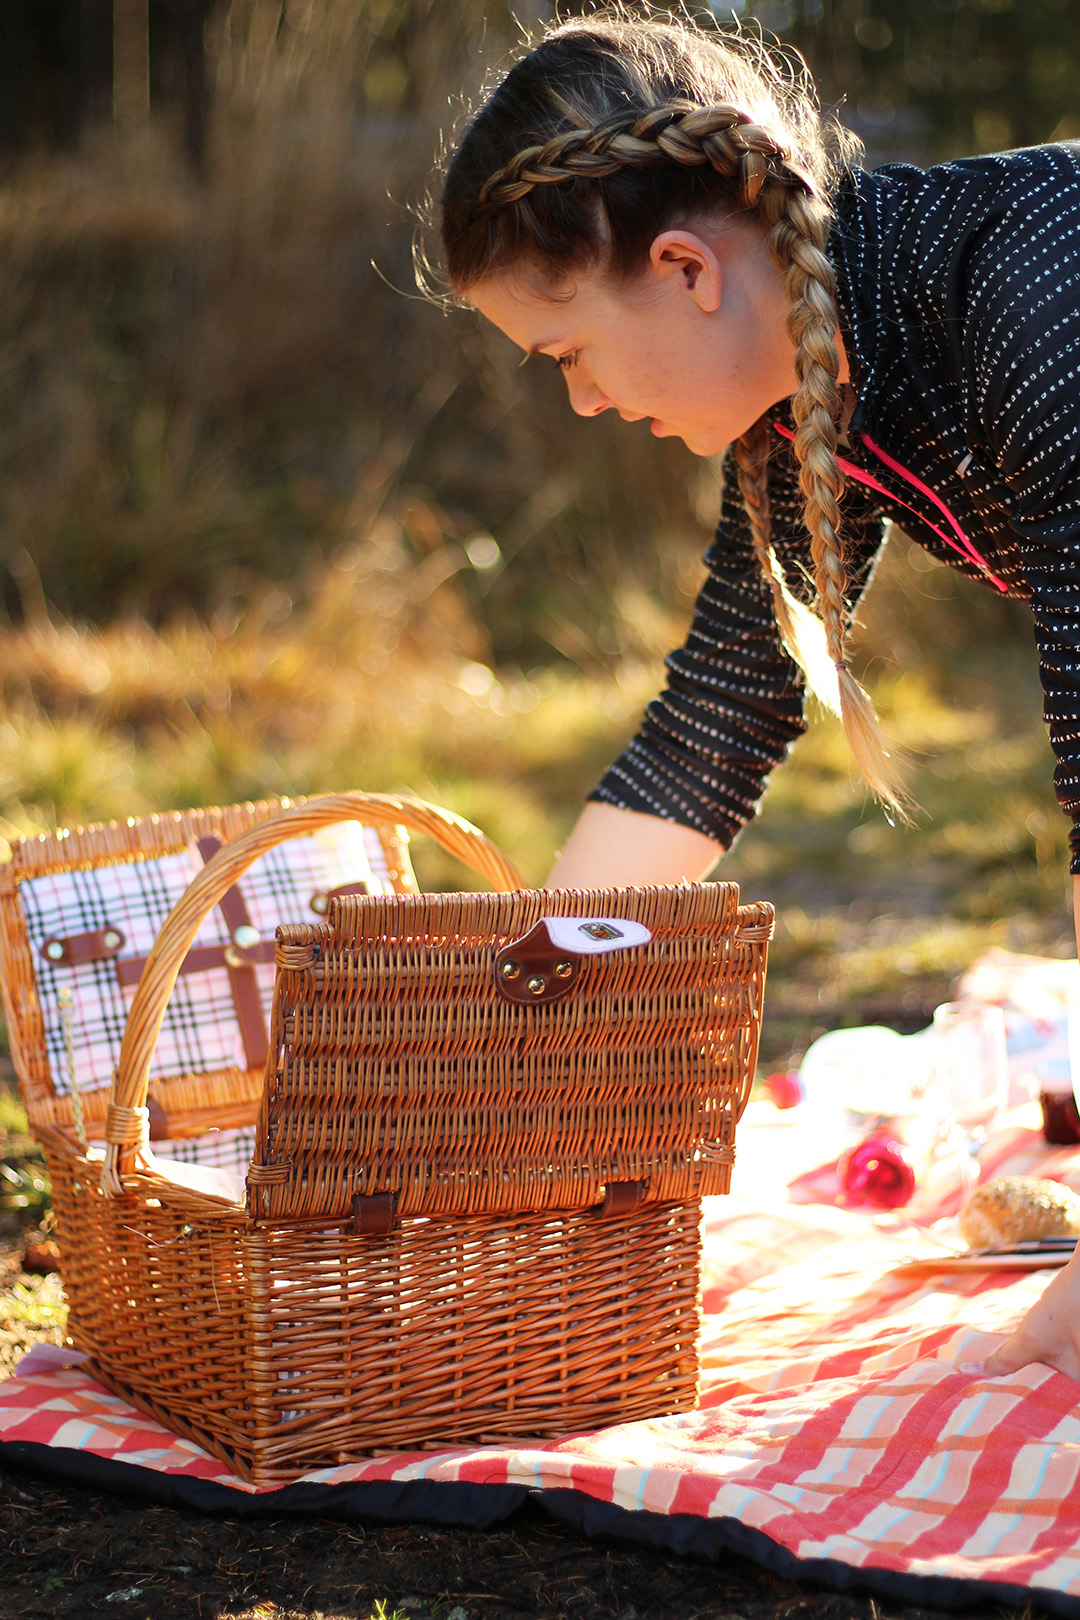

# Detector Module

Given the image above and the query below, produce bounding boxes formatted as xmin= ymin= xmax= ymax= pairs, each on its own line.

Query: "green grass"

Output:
xmin=0 ymin=1086 xmax=34 ymax=1158
xmin=0 ymin=1275 xmax=64 ymax=1334
xmin=0 ymin=1161 xmax=50 ymax=1219
xmin=0 ymin=1274 xmax=67 ymax=1375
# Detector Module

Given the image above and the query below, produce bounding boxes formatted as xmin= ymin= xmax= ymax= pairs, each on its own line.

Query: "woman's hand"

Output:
xmin=544 ymin=802 xmax=723 ymax=889
xmin=963 ymin=876 xmax=1080 ymax=1383
xmin=974 ymin=1250 xmax=1080 ymax=1382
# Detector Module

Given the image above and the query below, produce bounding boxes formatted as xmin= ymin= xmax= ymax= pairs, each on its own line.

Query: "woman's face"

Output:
xmin=469 ymin=216 xmax=809 ymax=458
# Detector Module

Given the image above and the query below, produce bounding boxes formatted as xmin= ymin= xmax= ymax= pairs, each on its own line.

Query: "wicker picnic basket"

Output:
xmin=0 ymin=791 xmax=773 ymax=1485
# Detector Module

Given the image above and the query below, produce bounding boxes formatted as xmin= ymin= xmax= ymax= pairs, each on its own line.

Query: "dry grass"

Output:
xmin=0 ymin=0 xmax=715 ymax=662
xmin=0 ymin=20 xmax=1067 ymax=1620
xmin=0 ymin=3 xmax=1070 ymax=1075
xmin=0 ymin=527 xmax=1069 ymax=1074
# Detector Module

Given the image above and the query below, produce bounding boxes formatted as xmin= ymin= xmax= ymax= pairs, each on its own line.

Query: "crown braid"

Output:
xmin=440 ymin=18 xmax=908 ymax=817
xmin=475 ymin=103 xmax=806 ymax=215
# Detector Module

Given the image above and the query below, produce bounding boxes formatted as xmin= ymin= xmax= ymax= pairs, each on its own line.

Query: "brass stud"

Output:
xmin=527 ymin=975 xmax=545 ymax=995
xmin=45 ymin=941 xmax=65 ymax=962
xmin=310 ymin=892 xmax=330 ymax=915
xmin=233 ymin=924 xmax=261 ymax=950
xmin=223 ymin=945 xmax=244 ymax=969
xmin=104 ymin=930 xmax=123 ymax=950
xmin=554 ymin=961 xmax=573 ymax=979
xmin=500 ymin=959 xmax=521 ymax=980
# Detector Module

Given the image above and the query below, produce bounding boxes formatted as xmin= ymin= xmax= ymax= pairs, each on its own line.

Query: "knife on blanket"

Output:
xmin=891 ymin=1237 xmax=1079 ymax=1276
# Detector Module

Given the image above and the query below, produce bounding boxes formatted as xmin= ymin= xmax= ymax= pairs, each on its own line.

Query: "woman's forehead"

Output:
xmin=469 ymin=274 xmax=581 ymax=352
xmin=469 ymin=264 xmax=584 ymax=312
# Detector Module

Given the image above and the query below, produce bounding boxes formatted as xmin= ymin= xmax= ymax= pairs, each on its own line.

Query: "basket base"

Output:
xmin=86 ymin=1358 xmax=702 ymax=1489
xmin=59 ymin=1187 xmax=706 ymax=1488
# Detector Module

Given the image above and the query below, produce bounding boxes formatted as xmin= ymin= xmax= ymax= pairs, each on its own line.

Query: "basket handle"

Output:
xmin=101 ymin=792 xmax=523 ymax=1196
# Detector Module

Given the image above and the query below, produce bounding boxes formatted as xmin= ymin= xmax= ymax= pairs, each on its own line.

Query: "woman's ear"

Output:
xmin=648 ymin=228 xmax=723 ymax=313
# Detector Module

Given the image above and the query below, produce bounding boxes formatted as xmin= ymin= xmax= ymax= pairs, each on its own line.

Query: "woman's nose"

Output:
xmin=565 ymin=374 xmax=611 ymax=417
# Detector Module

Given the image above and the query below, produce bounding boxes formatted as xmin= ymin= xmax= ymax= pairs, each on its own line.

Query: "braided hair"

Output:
xmin=440 ymin=15 xmax=907 ymax=816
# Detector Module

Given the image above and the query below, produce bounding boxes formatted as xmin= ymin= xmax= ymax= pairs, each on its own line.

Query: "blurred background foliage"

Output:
xmin=0 ymin=0 xmax=1076 ymax=1066
xmin=749 ymin=0 xmax=1080 ymax=162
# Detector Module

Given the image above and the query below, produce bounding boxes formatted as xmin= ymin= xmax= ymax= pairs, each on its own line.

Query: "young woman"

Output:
xmin=437 ymin=13 xmax=1080 ymax=1380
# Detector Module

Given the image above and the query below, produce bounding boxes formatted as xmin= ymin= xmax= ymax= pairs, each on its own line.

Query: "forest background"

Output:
xmin=0 ymin=12 xmax=1076 ymax=1614
xmin=2 ymin=0 xmax=1080 ymax=1072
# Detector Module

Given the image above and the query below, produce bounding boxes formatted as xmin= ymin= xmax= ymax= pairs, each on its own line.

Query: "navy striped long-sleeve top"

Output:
xmin=589 ymin=142 xmax=1080 ymax=872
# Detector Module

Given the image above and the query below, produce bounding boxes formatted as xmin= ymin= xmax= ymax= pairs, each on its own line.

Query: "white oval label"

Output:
xmin=542 ymin=917 xmax=653 ymax=956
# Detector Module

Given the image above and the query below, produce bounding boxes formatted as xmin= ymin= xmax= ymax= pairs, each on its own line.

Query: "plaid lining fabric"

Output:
xmin=20 ymin=823 xmax=390 ymax=1098
xmin=4 ymin=1115 xmax=1080 ymax=1605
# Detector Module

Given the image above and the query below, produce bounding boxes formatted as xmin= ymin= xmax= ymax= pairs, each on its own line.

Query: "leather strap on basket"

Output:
xmin=310 ymin=881 xmax=369 ymax=917
xmin=194 ymin=835 xmax=268 ymax=1071
xmin=40 ymin=926 xmax=126 ymax=968
xmin=115 ymin=837 xmax=272 ymax=1074
xmin=494 ymin=920 xmax=581 ymax=1006
xmin=100 ymin=792 xmax=523 ymax=1198
xmin=599 ymin=1180 xmax=645 ymax=1219
xmin=351 ymin=1191 xmax=396 ymax=1235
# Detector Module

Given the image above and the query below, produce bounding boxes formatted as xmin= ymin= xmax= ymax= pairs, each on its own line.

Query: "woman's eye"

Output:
xmin=555 ymin=352 xmax=579 ymax=372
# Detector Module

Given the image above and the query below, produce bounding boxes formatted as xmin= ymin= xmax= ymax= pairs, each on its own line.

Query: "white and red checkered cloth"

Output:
xmin=4 ymin=1107 xmax=1080 ymax=1605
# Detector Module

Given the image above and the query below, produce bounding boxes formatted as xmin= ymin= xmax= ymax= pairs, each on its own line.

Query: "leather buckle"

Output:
xmin=494 ymin=921 xmax=580 ymax=1006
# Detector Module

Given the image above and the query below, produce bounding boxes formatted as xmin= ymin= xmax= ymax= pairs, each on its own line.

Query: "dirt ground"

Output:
xmin=0 ymin=1205 xmax=1041 ymax=1620
xmin=0 ymin=1445 xmax=1034 ymax=1620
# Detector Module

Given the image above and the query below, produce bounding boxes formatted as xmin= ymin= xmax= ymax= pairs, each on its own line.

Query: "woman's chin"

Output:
xmin=677 ymin=429 xmax=728 ymax=457
xmin=648 ymin=419 xmax=727 ymax=457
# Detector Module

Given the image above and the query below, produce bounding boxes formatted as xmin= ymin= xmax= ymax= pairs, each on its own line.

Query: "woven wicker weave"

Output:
xmin=0 ymin=792 xmax=773 ymax=1484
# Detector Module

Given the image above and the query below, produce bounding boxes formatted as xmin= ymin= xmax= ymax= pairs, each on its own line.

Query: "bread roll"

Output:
xmin=959 ymin=1176 xmax=1080 ymax=1249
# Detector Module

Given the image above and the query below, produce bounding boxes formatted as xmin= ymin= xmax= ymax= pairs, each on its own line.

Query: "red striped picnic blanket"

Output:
xmin=3 ymin=1109 xmax=1080 ymax=1612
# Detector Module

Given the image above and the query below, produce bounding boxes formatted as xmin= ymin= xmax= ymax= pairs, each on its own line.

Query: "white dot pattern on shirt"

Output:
xmin=591 ymin=143 xmax=1080 ymax=872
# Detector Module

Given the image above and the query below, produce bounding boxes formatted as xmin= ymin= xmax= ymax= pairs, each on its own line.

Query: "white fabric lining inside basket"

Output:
xmin=147 ymin=1153 xmax=246 ymax=1206
xmin=85 ymin=1125 xmax=255 ymax=1206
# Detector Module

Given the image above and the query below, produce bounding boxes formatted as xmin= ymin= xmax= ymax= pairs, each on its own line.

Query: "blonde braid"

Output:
xmin=475 ymin=98 xmax=909 ymax=817
xmin=760 ymin=185 xmax=910 ymax=816
xmin=733 ymin=416 xmax=841 ymax=714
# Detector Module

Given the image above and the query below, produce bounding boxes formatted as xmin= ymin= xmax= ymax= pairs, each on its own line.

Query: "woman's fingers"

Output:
xmin=964 ymin=1259 xmax=1080 ymax=1384
xmin=980 ymin=1332 xmax=1042 ymax=1378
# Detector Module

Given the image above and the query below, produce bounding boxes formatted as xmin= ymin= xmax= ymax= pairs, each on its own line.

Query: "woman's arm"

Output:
xmin=586 ymin=412 xmax=887 ymax=853
xmin=544 ymin=802 xmax=723 ymax=889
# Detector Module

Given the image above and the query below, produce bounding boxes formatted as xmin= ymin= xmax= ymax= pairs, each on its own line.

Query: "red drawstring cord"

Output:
xmin=772 ymin=422 xmax=1009 ymax=594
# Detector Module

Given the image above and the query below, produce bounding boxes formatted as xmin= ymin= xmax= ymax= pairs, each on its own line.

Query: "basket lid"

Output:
xmin=248 ymin=883 xmax=773 ymax=1226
